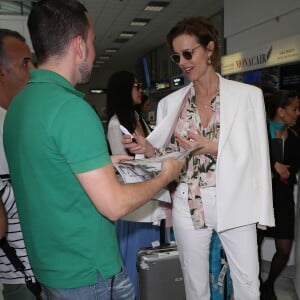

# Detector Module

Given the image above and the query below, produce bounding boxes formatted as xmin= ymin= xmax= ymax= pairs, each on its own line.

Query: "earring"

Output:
xmin=208 ymin=56 xmax=212 ymax=65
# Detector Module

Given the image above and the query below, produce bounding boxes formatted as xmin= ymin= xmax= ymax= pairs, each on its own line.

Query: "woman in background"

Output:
xmin=106 ymin=71 xmax=163 ymax=299
xmin=258 ymin=92 xmax=300 ymax=300
xmin=136 ymin=93 xmax=153 ymax=132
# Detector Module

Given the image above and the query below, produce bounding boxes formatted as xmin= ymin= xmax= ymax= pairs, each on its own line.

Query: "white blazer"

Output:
xmin=148 ymin=74 xmax=275 ymax=232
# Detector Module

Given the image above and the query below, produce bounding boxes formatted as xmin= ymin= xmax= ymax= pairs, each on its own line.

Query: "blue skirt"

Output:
xmin=116 ymin=220 xmax=160 ymax=300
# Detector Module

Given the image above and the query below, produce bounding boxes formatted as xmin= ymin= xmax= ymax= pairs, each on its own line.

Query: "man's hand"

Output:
xmin=159 ymin=157 xmax=186 ymax=183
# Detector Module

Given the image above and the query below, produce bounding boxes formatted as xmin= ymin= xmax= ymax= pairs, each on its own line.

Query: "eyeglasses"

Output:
xmin=170 ymin=44 xmax=201 ymax=64
xmin=133 ymin=82 xmax=143 ymax=90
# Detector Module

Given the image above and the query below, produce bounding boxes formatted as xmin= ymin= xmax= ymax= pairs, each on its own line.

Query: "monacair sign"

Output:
xmin=221 ymin=34 xmax=300 ymax=75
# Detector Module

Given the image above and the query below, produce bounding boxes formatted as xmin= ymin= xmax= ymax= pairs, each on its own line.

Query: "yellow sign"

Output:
xmin=221 ymin=35 xmax=300 ymax=75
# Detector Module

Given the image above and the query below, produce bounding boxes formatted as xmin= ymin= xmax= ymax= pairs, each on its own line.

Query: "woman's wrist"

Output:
xmin=145 ymin=143 xmax=155 ymax=158
xmin=208 ymin=142 xmax=218 ymax=157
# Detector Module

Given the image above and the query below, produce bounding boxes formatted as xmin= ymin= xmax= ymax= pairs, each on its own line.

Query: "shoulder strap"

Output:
xmin=0 ymin=237 xmax=42 ymax=299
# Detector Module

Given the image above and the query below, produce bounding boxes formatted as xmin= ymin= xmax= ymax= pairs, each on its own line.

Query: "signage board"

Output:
xmin=221 ymin=35 xmax=300 ymax=75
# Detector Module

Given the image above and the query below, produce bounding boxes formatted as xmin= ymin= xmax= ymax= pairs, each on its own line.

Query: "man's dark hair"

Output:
xmin=0 ymin=29 xmax=25 ymax=68
xmin=27 ymin=0 xmax=88 ymax=65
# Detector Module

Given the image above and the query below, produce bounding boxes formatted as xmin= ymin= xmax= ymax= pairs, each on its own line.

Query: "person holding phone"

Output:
xmin=106 ymin=71 xmax=165 ymax=298
xmin=123 ymin=16 xmax=274 ymax=300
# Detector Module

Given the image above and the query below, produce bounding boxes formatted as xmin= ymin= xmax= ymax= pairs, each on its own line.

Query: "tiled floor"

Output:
xmin=260 ymin=273 xmax=298 ymax=300
xmin=261 ymin=261 xmax=299 ymax=300
xmin=273 ymin=275 xmax=299 ymax=300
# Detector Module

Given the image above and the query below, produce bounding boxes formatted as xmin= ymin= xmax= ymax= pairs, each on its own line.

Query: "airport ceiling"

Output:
xmin=82 ymin=0 xmax=224 ymax=77
xmin=0 ymin=0 xmax=223 ymax=85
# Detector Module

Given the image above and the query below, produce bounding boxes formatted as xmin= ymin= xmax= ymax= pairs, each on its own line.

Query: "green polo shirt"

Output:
xmin=4 ymin=69 xmax=122 ymax=288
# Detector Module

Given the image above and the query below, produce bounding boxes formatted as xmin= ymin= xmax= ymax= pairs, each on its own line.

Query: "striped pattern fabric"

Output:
xmin=0 ymin=178 xmax=35 ymax=284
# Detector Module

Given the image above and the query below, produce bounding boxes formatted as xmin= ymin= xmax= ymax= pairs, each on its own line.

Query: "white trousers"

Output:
xmin=172 ymin=183 xmax=260 ymax=300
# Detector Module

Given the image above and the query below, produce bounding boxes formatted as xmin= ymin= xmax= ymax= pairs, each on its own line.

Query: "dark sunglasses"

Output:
xmin=170 ymin=44 xmax=201 ymax=64
xmin=133 ymin=82 xmax=143 ymax=90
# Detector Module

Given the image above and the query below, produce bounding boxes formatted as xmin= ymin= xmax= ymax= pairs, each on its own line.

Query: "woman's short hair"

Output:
xmin=166 ymin=16 xmax=219 ymax=67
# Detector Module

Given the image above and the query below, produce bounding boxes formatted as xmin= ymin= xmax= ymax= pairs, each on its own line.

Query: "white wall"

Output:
xmin=224 ymin=0 xmax=300 ymax=54
xmin=0 ymin=15 xmax=32 ymax=51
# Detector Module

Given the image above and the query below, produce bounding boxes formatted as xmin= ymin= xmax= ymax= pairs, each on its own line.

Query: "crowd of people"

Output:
xmin=0 ymin=0 xmax=299 ymax=300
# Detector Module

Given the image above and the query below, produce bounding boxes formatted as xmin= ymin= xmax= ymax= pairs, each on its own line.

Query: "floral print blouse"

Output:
xmin=155 ymin=85 xmax=220 ymax=229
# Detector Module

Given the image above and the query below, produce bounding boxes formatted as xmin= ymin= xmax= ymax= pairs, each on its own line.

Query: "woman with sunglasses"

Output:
xmin=106 ymin=71 xmax=163 ymax=299
xmin=123 ymin=17 xmax=274 ymax=300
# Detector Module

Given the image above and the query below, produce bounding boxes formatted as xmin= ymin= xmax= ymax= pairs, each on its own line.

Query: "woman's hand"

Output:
xmin=174 ymin=131 xmax=218 ymax=156
xmin=122 ymin=134 xmax=155 ymax=157
xmin=274 ymin=161 xmax=290 ymax=179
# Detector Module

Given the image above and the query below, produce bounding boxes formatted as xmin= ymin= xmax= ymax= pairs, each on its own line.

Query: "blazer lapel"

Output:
xmin=147 ymin=83 xmax=192 ymax=147
xmin=148 ymin=75 xmax=241 ymax=153
xmin=218 ymin=75 xmax=240 ymax=153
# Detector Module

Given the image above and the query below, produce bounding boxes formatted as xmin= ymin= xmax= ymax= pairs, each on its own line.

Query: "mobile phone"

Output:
xmin=119 ymin=125 xmax=137 ymax=143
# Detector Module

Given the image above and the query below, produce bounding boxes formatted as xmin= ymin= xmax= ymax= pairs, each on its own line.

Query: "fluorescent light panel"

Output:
xmin=113 ymin=38 xmax=129 ymax=43
xmin=144 ymin=1 xmax=169 ymax=12
xmin=105 ymin=48 xmax=118 ymax=53
xmin=99 ymin=55 xmax=111 ymax=60
xmin=90 ymin=88 xmax=104 ymax=94
xmin=120 ymin=31 xmax=137 ymax=38
xmin=130 ymin=18 xmax=151 ymax=27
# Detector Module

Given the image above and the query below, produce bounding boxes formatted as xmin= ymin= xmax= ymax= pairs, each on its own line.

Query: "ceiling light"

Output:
xmin=105 ymin=48 xmax=118 ymax=53
xmin=0 ymin=0 xmax=33 ymax=15
xmin=130 ymin=18 xmax=151 ymax=27
xmin=90 ymin=88 xmax=104 ymax=94
xmin=99 ymin=55 xmax=111 ymax=60
xmin=120 ymin=31 xmax=137 ymax=38
xmin=144 ymin=1 xmax=169 ymax=12
xmin=113 ymin=38 xmax=130 ymax=43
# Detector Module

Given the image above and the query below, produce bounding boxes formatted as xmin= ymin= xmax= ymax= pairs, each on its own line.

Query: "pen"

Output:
xmin=119 ymin=125 xmax=137 ymax=143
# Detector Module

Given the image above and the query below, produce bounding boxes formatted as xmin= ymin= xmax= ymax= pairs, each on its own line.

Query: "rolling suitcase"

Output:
xmin=137 ymin=243 xmax=185 ymax=300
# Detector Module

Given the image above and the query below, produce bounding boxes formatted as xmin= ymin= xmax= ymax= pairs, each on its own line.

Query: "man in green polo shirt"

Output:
xmin=3 ymin=1 xmax=184 ymax=299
